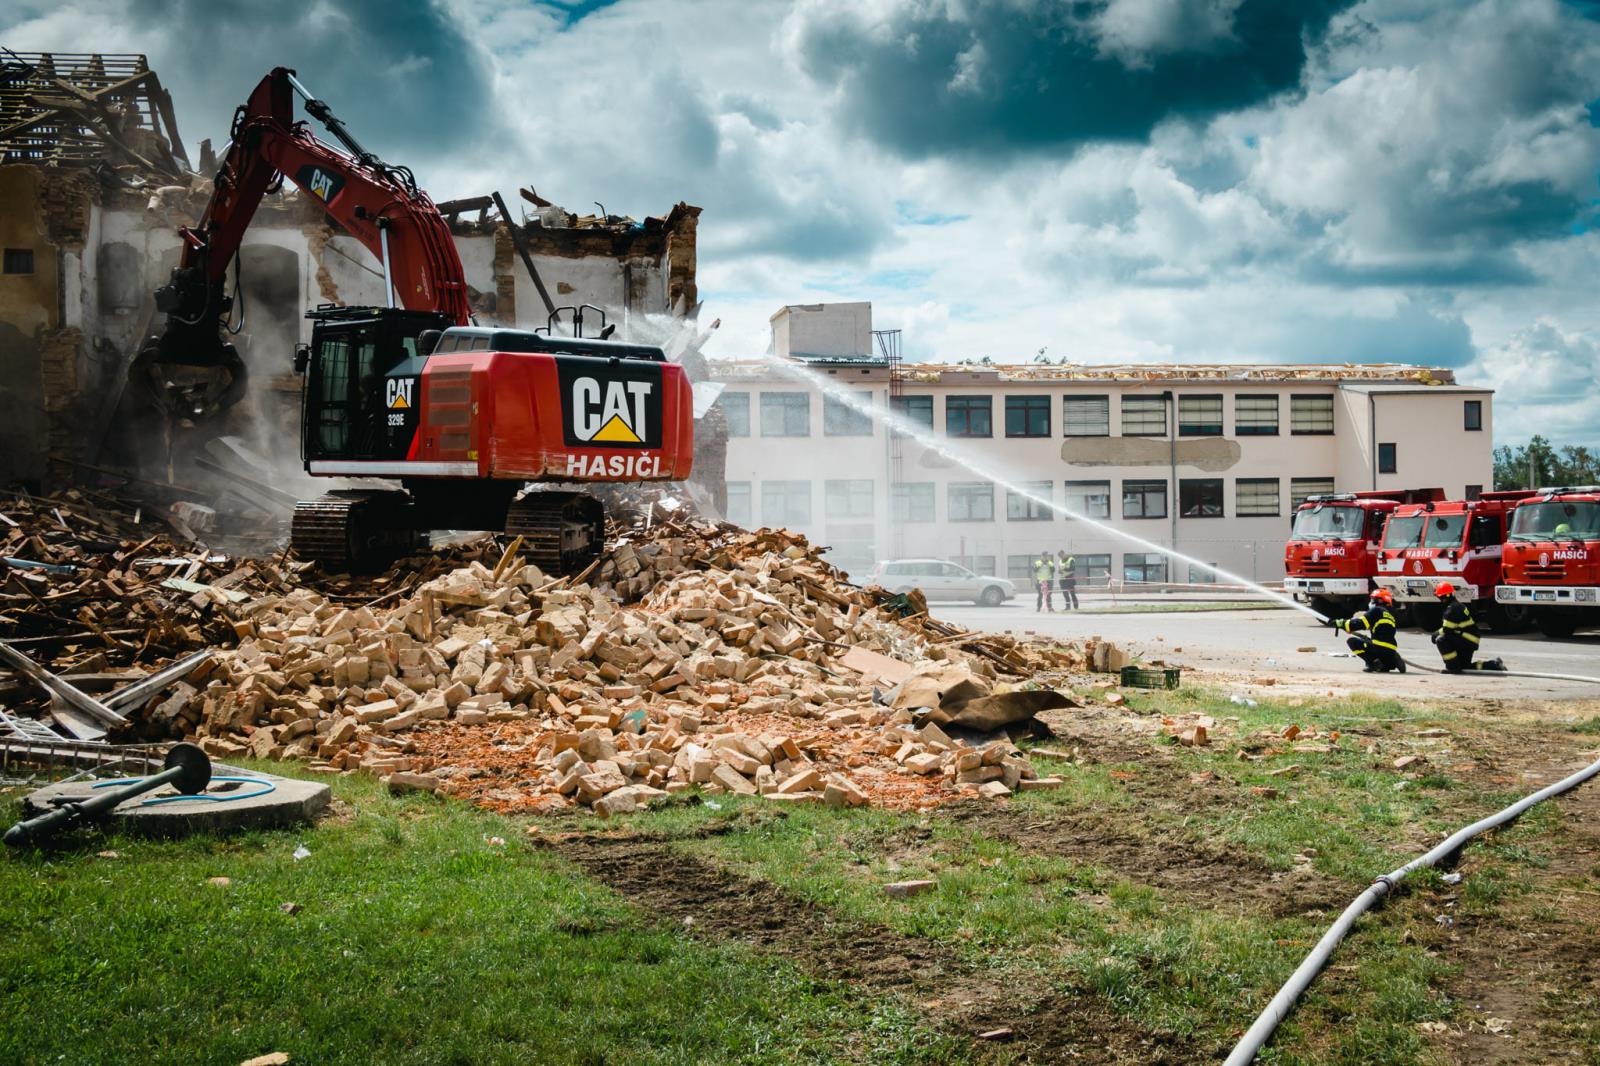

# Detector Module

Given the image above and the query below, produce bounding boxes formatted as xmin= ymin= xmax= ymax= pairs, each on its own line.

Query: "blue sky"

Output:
xmin=6 ymin=0 xmax=1600 ymax=447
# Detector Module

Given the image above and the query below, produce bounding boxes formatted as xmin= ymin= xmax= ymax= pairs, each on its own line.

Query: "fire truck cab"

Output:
xmin=1495 ymin=486 xmax=1600 ymax=638
xmin=1283 ymin=490 xmax=1441 ymax=615
xmin=1375 ymin=491 xmax=1534 ymax=629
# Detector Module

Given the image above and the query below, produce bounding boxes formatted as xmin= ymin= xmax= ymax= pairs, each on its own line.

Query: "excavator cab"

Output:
xmin=299 ymin=306 xmax=451 ymax=464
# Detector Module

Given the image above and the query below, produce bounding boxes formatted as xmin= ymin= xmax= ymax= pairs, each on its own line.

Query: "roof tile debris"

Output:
xmin=713 ymin=358 xmax=1459 ymax=385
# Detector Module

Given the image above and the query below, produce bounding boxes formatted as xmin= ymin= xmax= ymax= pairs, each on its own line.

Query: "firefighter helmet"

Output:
xmin=1370 ymin=588 xmax=1394 ymax=606
xmin=1433 ymin=581 xmax=1455 ymax=599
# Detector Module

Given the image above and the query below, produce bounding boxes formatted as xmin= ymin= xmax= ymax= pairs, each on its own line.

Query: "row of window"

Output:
xmin=716 ymin=390 xmax=1449 ymax=439
xmin=728 ymin=391 xmax=1485 ymax=440
xmin=725 ymin=476 xmax=1340 ymax=527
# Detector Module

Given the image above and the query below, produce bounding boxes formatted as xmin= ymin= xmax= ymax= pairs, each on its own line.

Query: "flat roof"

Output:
xmin=710 ymin=358 xmax=1468 ymax=387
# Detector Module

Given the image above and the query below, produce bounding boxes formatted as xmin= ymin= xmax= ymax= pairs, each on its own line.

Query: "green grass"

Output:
xmin=2 ymin=681 xmax=1591 ymax=1065
xmin=0 ymin=774 xmax=964 ymax=1066
xmin=1573 ymin=715 xmax=1600 ymax=735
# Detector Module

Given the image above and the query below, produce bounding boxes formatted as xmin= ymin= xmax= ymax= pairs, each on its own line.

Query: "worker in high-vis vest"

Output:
xmin=1032 ymin=555 xmax=1055 ymax=612
xmin=1332 ymin=587 xmax=1406 ymax=673
xmin=1055 ymin=550 xmax=1079 ymax=611
xmin=1431 ymin=581 xmax=1505 ymax=673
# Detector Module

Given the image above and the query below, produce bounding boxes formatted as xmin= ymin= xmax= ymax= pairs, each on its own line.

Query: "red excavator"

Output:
xmin=135 ymin=68 xmax=693 ymax=573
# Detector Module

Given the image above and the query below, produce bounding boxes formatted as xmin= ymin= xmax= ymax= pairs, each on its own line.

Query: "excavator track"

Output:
xmin=505 ymin=491 xmax=605 ymax=575
xmin=291 ymin=491 xmax=421 ymax=571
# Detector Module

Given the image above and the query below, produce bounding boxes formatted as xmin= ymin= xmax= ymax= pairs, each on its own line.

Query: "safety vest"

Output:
xmin=1342 ymin=607 xmax=1398 ymax=650
xmin=1440 ymin=602 xmax=1480 ymax=646
xmin=1033 ymin=559 xmax=1052 ymax=581
xmin=1057 ymin=555 xmax=1075 ymax=578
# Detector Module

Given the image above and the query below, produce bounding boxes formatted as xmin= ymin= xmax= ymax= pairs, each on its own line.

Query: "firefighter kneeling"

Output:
xmin=1332 ymin=588 xmax=1406 ymax=673
xmin=1431 ymin=582 xmax=1506 ymax=673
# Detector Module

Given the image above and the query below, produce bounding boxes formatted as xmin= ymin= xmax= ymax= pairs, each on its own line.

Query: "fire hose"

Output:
xmin=1225 ymin=619 xmax=1600 ymax=1064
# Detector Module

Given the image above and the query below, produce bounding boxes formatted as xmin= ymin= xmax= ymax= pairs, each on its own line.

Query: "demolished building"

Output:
xmin=0 ymin=51 xmax=704 ymax=497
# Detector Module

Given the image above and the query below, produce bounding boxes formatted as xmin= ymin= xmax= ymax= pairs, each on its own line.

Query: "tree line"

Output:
xmin=1493 ymin=436 xmax=1600 ymax=490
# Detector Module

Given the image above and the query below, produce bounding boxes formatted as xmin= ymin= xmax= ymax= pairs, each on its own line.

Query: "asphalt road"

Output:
xmin=935 ymin=595 xmax=1600 ymax=701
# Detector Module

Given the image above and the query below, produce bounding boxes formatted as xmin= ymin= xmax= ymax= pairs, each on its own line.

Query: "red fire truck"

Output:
xmin=1495 ymin=485 xmax=1600 ymax=638
xmin=1374 ymin=491 xmax=1536 ymax=629
xmin=1283 ymin=490 xmax=1443 ymax=615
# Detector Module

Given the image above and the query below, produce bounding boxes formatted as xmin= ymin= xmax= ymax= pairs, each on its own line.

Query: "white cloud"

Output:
xmin=1092 ymin=0 xmax=1244 ymax=65
xmin=1469 ymin=321 xmax=1600 ymax=447
xmin=7 ymin=0 xmax=1600 ymax=449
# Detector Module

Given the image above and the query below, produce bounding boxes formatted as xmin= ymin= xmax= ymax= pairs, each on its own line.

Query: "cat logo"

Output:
xmin=558 ymin=357 xmax=663 ymax=450
xmin=571 ymin=378 xmax=651 ymax=443
xmin=385 ymin=377 xmax=415 ymax=410
xmin=294 ymin=164 xmax=346 ymax=205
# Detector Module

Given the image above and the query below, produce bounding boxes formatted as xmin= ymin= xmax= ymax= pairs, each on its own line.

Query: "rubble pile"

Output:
xmin=171 ymin=520 xmax=1104 ymax=814
xmin=0 ymin=487 xmax=270 ymax=670
xmin=0 ymin=489 xmax=490 ymax=677
xmin=0 ymin=488 xmax=1117 ymax=814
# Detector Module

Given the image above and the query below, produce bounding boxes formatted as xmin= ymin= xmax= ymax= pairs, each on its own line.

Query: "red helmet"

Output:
xmin=1370 ymin=588 xmax=1394 ymax=605
xmin=1434 ymin=581 xmax=1455 ymax=599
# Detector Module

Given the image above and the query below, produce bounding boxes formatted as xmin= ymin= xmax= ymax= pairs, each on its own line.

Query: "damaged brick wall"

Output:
xmin=0 ymin=166 xmax=103 ymax=487
xmin=38 ymin=170 xmax=99 ymax=245
xmin=38 ymin=326 xmax=87 ymax=483
xmin=305 ymin=225 xmax=342 ymax=305
xmin=492 ymin=224 xmax=516 ymax=323
xmin=663 ymin=202 xmax=699 ymax=316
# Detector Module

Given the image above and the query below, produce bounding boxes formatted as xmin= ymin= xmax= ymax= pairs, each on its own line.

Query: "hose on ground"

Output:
xmin=1311 ymin=611 xmax=1600 ymax=686
xmin=1229 ymin=610 xmax=1600 ymax=1063
xmin=1224 ymin=748 xmax=1600 ymax=1065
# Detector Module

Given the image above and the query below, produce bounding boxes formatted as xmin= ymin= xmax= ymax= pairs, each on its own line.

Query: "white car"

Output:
xmin=865 ymin=559 xmax=1016 ymax=606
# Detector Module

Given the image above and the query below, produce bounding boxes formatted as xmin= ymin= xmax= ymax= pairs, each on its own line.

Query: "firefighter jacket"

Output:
xmin=1032 ymin=559 xmax=1053 ymax=582
xmin=1435 ymin=601 xmax=1480 ymax=660
xmin=1339 ymin=606 xmax=1399 ymax=653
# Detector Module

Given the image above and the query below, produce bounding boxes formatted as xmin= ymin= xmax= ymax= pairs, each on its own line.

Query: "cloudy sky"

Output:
xmin=7 ymin=0 xmax=1600 ymax=446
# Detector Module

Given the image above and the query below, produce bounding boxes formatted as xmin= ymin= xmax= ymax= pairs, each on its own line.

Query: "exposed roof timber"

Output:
xmin=0 ymin=50 xmax=188 ymax=177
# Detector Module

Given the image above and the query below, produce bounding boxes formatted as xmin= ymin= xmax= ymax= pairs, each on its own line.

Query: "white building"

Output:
xmin=711 ymin=304 xmax=1494 ymax=586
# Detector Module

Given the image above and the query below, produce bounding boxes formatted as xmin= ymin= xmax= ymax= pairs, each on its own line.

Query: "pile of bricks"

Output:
xmin=167 ymin=521 xmax=1095 ymax=814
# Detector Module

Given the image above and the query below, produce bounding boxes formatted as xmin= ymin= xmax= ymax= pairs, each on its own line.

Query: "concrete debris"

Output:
xmin=167 ymin=515 xmax=1090 ymax=813
xmin=2 ymin=494 xmax=1123 ymax=815
xmin=883 ymin=879 xmax=937 ymax=898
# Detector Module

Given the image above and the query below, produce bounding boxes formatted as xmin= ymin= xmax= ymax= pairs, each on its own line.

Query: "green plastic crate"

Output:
xmin=1120 ymin=666 xmax=1181 ymax=690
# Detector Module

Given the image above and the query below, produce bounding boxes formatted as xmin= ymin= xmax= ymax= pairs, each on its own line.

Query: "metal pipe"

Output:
xmin=4 ymin=742 xmax=210 ymax=847
xmin=1164 ymin=390 xmax=1177 ymax=567
xmin=1369 ymin=391 xmax=1377 ymax=491
xmin=284 ymin=71 xmax=375 ymax=165
xmin=377 ymin=219 xmax=396 ymax=308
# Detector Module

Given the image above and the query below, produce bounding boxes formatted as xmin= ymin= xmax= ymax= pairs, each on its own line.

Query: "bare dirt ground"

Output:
xmin=558 ymin=832 xmax=1206 ymax=1064
xmin=539 ymin=631 xmax=1600 ymax=1063
xmin=1422 ymin=743 xmax=1600 ymax=1065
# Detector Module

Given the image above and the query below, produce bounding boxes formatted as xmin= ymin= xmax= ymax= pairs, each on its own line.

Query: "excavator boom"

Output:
xmin=134 ymin=67 xmax=468 ymax=419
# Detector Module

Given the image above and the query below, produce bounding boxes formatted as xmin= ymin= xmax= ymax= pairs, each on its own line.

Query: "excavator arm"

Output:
xmin=135 ymin=67 xmax=470 ymax=419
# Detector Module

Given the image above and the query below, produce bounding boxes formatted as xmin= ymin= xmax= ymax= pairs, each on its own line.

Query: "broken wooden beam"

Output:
xmin=0 ymin=639 xmax=128 ymax=730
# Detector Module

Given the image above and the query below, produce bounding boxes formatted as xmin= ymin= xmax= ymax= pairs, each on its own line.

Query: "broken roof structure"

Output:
xmin=0 ymin=50 xmax=190 ymax=180
xmin=713 ymin=357 xmax=1462 ymax=386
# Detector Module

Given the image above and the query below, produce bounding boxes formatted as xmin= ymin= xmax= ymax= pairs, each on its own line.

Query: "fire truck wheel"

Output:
xmin=1488 ymin=604 xmax=1533 ymax=634
xmin=1408 ymin=604 xmax=1444 ymax=632
xmin=1535 ymin=610 xmax=1579 ymax=640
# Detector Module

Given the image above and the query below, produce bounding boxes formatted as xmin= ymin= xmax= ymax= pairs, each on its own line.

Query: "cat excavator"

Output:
xmin=134 ymin=67 xmax=693 ymax=573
